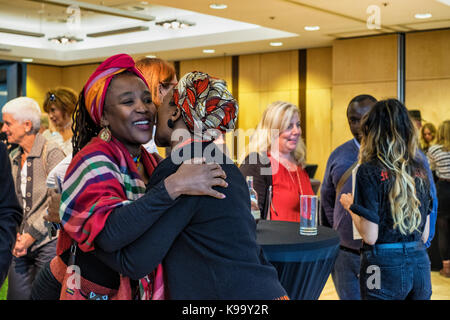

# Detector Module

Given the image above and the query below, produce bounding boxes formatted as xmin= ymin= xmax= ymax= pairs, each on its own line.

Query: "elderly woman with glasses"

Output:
xmin=1 ymin=97 xmax=65 ymax=299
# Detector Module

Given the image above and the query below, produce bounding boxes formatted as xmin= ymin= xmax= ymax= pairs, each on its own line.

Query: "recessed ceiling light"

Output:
xmin=210 ymin=4 xmax=228 ymax=9
xmin=203 ymin=49 xmax=215 ymax=53
xmin=156 ymin=19 xmax=195 ymax=29
xmin=414 ymin=13 xmax=432 ymax=19
xmin=304 ymin=26 xmax=320 ymax=31
xmin=270 ymin=42 xmax=283 ymax=47
xmin=22 ymin=58 xmax=33 ymax=62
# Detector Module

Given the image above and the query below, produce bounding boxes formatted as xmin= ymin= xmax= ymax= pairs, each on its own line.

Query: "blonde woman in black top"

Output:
xmin=340 ymin=99 xmax=432 ymax=300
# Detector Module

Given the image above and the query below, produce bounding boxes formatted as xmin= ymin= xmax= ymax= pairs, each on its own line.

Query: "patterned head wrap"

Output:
xmin=173 ymin=71 xmax=238 ymax=139
xmin=84 ymin=53 xmax=149 ymax=125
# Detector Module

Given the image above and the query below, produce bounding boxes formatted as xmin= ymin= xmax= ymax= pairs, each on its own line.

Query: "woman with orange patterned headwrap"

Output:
xmin=31 ymin=55 xmax=228 ymax=300
xmin=92 ymin=71 xmax=289 ymax=299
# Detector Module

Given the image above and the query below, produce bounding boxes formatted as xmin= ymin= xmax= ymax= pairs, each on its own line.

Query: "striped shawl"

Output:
xmin=58 ymin=136 xmax=164 ymax=299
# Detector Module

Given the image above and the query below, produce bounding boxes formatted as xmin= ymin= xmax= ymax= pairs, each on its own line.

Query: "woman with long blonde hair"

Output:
xmin=427 ymin=120 xmax=450 ymax=277
xmin=420 ymin=122 xmax=437 ymax=153
xmin=340 ymin=99 xmax=433 ymax=300
xmin=239 ymin=101 xmax=313 ymax=222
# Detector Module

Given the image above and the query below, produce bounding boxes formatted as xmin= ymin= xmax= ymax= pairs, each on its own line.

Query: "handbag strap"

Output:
xmin=335 ymin=161 xmax=358 ymax=200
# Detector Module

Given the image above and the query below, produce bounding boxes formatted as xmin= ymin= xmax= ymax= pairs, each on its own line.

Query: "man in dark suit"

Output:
xmin=0 ymin=141 xmax=22 ymax=287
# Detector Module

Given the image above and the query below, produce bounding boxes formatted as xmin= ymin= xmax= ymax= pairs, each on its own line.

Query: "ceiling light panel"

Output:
xmin=414 ymin=13 xmax=433 ymax=19
xmin=304 ymin=26 xmax=320 ymax=31
xmin=270 ymin=42 xmax=283 ymax=46
xmin=210 ymin=4 xmax=228 ymax=10
xmin=87 ymin=26 xmax=149 ymax=37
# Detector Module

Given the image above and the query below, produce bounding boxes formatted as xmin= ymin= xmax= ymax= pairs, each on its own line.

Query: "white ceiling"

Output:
xmin=0 ymin=0 xmax=449 ymax=66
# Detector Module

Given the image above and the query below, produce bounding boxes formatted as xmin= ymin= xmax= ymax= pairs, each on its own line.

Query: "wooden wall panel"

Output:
xmin=332 ymin=34 xmax=398 ymax=152
xmin=333 ymin=35 xmax=397 ymax=85
xmin=238 ymin=50 xmax=298 ymax=129
xmin=406 ymin=29 xmax=450 ymax=80
xmin=26 ymin=65 xmax=62 ymax=110
xmin=307 ymin=47 xmax=332 ymax=89
xmin=238 ymin=54 xmax=261 ymax=94
xmin=306 ymin=47 xmax=332 ymax=182
xmin=61 ymin=64 xmax=99 ymax=94
xmin=237 ymin=50 xmax=299 ymax=162
xmin=406 ymin=79 xmax=450 ymax=126
xmin=179 ymin=57 xmax=233 ymax=91
xmin=405 ymin=29 xmax=450 ymax=129
xmin=259 ymin=51 xmax=298 ymax=92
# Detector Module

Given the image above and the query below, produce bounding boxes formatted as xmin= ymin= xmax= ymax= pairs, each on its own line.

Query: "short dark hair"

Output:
xmin=347 ymin=94 xmax=377 ymax=115
xmin=348 ymin=94 xmax=377 ymax=106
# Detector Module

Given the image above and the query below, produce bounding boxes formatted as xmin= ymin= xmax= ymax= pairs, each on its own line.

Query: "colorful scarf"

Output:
xmin=58 ymin=137 xmax=164 ymax=300
xmin=84 ymin=53 xmax=148 ymax=125
xmin=174 ymin=71 xmax=238 ymax=140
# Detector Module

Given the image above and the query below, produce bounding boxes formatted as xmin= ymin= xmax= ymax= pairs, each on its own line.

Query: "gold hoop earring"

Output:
xmin=99 ymin=126 xmax=111 ymax=142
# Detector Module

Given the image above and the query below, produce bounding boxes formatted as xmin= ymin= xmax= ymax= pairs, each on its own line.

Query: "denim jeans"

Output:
xmin=7 ymin=240 xmax=57 ymax=300
xmin=359 ymin=242 xmax=432 ymax=300
xmin=331 ymin=248 xmax=361 ymax=300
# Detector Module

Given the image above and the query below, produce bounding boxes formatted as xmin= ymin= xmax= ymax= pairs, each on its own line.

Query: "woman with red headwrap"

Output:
xmin=93 ymin=71 xmax=288 ymax=299
xmin=31 ymin=55 xmax=228 ymax=300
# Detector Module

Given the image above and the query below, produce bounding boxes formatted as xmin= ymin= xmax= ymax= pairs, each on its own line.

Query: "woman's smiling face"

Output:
xmin=102 ymin=72 xmax=156 ymax=154
xmin=277 ymin=112 xmax=301 ymax=155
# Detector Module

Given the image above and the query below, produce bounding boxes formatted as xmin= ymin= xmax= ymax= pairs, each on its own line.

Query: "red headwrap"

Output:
xmin=84 ymin=53 xmax=149 ymax=125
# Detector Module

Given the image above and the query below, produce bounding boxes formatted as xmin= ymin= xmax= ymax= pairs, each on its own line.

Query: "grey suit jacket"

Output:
xmin=10 ymin=133 xmax=65 ymax=251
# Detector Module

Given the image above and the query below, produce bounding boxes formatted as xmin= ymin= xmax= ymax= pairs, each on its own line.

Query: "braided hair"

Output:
xmin=71 ymin=89 xmax=100 ymax=156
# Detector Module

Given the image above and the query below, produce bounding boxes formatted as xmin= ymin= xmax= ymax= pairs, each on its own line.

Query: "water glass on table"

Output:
xmin=299 ymin=195 xmax=318 ymax=235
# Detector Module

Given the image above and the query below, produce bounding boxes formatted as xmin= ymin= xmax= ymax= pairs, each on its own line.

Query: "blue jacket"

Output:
xmin=321 ymin=139 xmax=437 ymax=250
xmin=0 ymin=142 xmax=22 ymax=286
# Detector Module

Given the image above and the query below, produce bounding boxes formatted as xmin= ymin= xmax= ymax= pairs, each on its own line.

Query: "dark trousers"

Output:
xmin=437 ymin=217 xmax=450 ymax=260
xmin=331 ymin=248 xmax=361 ymax=300
xmin=436 ymin=180 xmax=450 ymax=261
xmin=31 ymin=260 xmax=61 ymax=300
xmin=7 ymin=240 xmax=56 ymax=300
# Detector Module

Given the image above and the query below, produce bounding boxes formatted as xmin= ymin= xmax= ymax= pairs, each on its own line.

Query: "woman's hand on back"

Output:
xmin=164 ymin=158 xmax=228 ymax=200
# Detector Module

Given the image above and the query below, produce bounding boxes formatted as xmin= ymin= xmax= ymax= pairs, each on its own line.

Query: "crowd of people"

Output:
xmin=0 ymin=52 xmax=448 ymax=300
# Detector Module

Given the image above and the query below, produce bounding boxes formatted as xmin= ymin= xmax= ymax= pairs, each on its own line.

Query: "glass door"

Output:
xmin=0 ymin=61 xmax=26 ymax=122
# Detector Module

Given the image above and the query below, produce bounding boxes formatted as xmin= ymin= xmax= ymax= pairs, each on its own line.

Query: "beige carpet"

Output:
xmin=319 ymin=271 xmax=450 ymax=300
